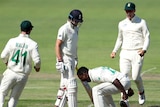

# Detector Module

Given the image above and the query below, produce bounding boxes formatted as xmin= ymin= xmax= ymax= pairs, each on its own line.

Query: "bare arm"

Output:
xmin=112 ymin=78 xmax=128 ymax=100
xmin=55 ymin=39 xmax=63 ymax=62
xmin=81 ymin=81 xmax=93 ymax=104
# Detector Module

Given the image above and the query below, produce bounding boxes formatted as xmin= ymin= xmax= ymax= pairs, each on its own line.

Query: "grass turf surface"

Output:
xmin=0 ymin=0 xmax=160 ymax=107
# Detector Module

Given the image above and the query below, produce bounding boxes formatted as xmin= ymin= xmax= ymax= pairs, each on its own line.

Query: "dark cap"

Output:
xmin=68 ymin=9 xmax=83 ymax=22
xmin=20 ymin=20 xmax=33 ymax=32
xmin=124 ymin=2 xmax=135 ymax=10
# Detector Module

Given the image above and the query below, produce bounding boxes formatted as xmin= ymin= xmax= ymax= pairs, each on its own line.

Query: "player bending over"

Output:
xmin=77 ymin=66 xmax=134 ymax=107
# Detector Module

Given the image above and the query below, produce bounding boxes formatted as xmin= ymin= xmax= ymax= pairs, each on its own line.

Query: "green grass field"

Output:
xmin=0 ymin=0 xmax=160 ymax=107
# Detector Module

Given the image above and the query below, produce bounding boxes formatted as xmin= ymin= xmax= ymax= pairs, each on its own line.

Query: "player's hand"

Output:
xmin=5 ymin=61 xmax=8 ymax=66
xmin=34 ymin=66 xmax=40 ymax=72
xmin=122 ymin=92 xmax=128 ymax=100
xmin=56 ymin=61 xmax=66 ymax=73
xmin=138 ymin=50 xmax=146 ymax=57
xmin=110 ymin=52 xmax=116 ymax=58
xmin=127 ymin=88 xmax=134 ymax=97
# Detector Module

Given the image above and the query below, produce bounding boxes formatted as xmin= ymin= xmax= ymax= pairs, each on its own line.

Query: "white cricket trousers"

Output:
xmin=119 ymin=49 xmax=144 ymax=92
xmin=0 ymin=69 xmax=28 ymax=107
xmin=56 ymin=54 xmax=77 ymax=107
xmin=92 ymin=76 xmax=130 ymax=107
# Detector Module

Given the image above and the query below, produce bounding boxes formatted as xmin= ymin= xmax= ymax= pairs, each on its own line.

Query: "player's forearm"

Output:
xmin=55 ymin=41 xmax=63 ymax=62
xmin=112 ymin=79 xmax=126 ymax=94
xmin=55 ymin=49 xmax=62 ymax=62
xmin=1 ymin=49 xmax=9 ymax=64
xmin=112 ymin=38 xmax=122 ymax=53
xmin=113 ymin=79 xmax=128 ymax=99
xmin=143 ymin=35 xmax=150 ymax=51
xmin=142 ymin=20 xmax=150 ymax=51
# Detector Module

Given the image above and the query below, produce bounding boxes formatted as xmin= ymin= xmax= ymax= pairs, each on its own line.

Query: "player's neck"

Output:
xmin=21 ymin=31 xmax=31 ymax=35
xmin=21 ymin=31 xmax=27 ymax=34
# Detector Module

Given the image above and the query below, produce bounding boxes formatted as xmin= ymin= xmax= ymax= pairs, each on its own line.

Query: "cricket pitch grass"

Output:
xmin=0 ymin=0 xmax=160 ymax=107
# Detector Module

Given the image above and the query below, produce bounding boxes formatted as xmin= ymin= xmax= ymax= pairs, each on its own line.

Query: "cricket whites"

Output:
xmin=76 ymin=67 xmax=93 ymax=103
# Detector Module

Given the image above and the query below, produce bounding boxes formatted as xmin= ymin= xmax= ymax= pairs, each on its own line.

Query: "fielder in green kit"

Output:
xmin=0 ymin=20 xmax=41 ymax=107
xmin=110 ymin=2 xmax=150 ymax=105
xmin=77 ymin=66 xmax=134 ymax=107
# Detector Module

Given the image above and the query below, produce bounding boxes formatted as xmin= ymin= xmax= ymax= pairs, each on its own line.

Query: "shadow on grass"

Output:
xmin=148 ymin=105 xmax=160 ymax=107
xmin=3 ymin=99 xmax=160 ymax=107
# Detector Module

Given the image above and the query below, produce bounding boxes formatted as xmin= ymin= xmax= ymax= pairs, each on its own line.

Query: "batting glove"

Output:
xmin=56 ymin=62 xmax=66 ymax=73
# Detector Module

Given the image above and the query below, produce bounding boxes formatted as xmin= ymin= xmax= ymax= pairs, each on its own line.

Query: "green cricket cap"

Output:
xmin=124 ymin=2 xmax=135 ymax=10
xmin=20 ymin=20 xmax=33 ymax=31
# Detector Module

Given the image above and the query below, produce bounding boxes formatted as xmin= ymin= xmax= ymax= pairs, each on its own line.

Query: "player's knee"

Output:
xmin=132 ymin=75 xmax=141 ymax=81
xmin=92 ymin=86 xmax=103 ymax=95
xmin=92 ymin=86 xmax=97 ymax=93
xmin=67 ymin=78 xmax=78 ymax=107
xmin=67 ymin=77 xmax=77 ymax=94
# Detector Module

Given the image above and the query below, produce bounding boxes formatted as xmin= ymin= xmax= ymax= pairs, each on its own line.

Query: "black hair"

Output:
xmin=77 ymin=66 xmax=88 ymax=76
xmin=21 ymin=27 xmax=32 ymax=33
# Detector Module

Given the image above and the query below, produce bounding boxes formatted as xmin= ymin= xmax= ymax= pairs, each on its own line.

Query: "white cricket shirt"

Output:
xmin=1 ymin=34 xmax=41 ymax=75
xmin=88 ymin=66 xmax=124 ymax=83
xmin=113 ymin=15 xmax=150 ymax=52
xmin=57 ymin=21 xmax=79 ymax=58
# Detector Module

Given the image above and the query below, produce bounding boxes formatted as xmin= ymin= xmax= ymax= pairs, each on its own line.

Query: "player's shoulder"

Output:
xmin=59 ymin=21 xmax=72 ymax=31
xmin=7 ymin=36 xmax=18 ymax=43
xmin=59 ymin=22 xmax=68 ymax=29
xmin=134 ymin=16 xmax=147 ymax=25
xmin=120 ymin=17 xmax=127 ymax=22
xmin=118 ymin=18 xmax=127 ymax=26
xmin=27 ymin=38 xmax=38 ymax=45
xmin=140 ymin=18 xmax=147 ymax=24
xmin=18 ymin=35 xmax=38 ymax=46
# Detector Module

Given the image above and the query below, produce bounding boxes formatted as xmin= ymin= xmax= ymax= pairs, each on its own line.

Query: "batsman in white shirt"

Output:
xmin=110 ymin=2 xmax=150 ymax=105
xmin=0 ymin=20 xmax=41 ymax=107
xmin=77 ymin=66 xmax=134 ymax=107
xmin=54 ymin=9 xmax=83 ymax=107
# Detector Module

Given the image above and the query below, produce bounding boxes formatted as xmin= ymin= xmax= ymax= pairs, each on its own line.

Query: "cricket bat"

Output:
xmin=76 ymin=67 xmax=93 ymax=103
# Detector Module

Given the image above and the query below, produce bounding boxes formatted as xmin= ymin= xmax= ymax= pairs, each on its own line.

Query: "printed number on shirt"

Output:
xmin=102 ymin=67 xmax=116 ymax=74
xmin=11 ymin=49 xmax=27 ymax=66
